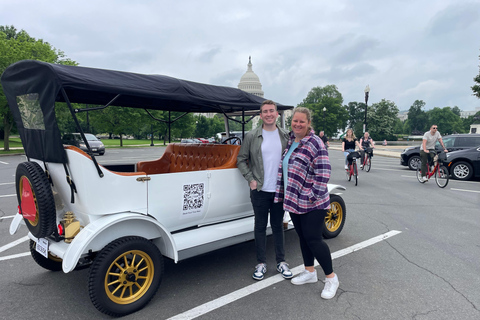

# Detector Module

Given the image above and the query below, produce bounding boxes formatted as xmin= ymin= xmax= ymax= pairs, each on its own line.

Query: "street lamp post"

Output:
xmin=364 ymin=85 xmax=370 ymax=133
xmin=323 ymin=107 xmax=326 ymax=132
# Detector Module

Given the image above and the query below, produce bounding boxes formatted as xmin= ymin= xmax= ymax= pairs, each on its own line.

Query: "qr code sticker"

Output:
xmin=183 ymin=183 xmax=204 ymax=212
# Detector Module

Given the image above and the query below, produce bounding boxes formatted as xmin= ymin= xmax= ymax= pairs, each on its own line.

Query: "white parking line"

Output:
xmin=167 ymin=230 xmax=402 ymax=320
xmin=0 ymin=160 xmax=9 ymax=165
xmin=450 ymin=188 xmax=480 ymax=194
xmin=0 ymin=252 xmax=30 ymax=261
xmin=0 ymin=194 xmax=16 ymax=198
xmin=0 ymin=215 xmax=15 ymax=220
xmin=0 ymin=235 xmax=29 ymax=253
xmin=0 ymin=182 xmax=15 ymax=186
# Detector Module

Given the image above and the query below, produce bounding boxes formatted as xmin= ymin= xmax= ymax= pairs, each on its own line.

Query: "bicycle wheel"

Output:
xmin=435 ymin=165 xmax=449 ymax=188
xmin=365 ymin=155 xmax=371 ymax=172
xmin=346 ymin=164 xmax=351 ymax=181
xmin=416 ymin=167 xmax=426 ymax=183
xmin=353 ymin=161 xmax=358 ymax=186
xmin=361 ymin=155 xmax=365 ymax=170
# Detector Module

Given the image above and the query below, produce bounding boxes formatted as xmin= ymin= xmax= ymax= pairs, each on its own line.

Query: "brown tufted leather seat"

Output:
xmin=136 ymin=143 xmax=241 ymax=175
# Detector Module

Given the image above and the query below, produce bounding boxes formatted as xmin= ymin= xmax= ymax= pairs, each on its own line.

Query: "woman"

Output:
xmin=342 ymin=128 xmax=362 ymax=170
xmin=274 ymin=107 xmax=339 ymax=300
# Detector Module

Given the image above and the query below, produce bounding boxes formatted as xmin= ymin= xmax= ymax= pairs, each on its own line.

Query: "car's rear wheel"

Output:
xmin=451 ymin=161 xmax=473 ymax=181
xmin=88 ymin=236 xmax=163 ymax=317
xmin=29 ymin=240 xmax=63 ymax=271
xmin=408 ymin=155 xmax=421 ymax=170
xmin=15 ymin=162 xmax=56 ymax=238
xmin=323 ymin=195 xmax=346 ymax=239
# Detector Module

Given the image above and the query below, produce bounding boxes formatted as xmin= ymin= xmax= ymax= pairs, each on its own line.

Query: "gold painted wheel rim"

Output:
xmin=104 ymin=250 xmax=155 ymax=304
xmin=325 ymin=201 xmax=343 ymax=232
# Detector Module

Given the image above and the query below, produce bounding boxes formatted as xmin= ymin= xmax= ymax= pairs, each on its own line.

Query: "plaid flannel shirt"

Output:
xmin=274 ymin=131 xmax=331 ymax=214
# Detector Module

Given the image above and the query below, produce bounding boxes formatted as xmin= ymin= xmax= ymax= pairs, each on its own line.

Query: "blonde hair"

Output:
xmin=292 ymin=107 xmax=313 ymax=132
xmin=345 ymin=128 xmax=356 ymax=140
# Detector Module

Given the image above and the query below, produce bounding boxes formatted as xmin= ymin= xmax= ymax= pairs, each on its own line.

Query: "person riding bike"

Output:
xmin=342 ymin=129 xmax=362 ymax=170
xmin=359 ymin=132 xmax=375 ymax=169
xmin=420 ymin=125 xmax=448 ymax=182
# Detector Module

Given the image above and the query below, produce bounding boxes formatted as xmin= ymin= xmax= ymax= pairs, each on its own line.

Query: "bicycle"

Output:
xmin=360 ymin=147 xmax=373 ymax=172
xmin=345 ymin=151 xmax=361 ymax=186
xmin=416 ymin=150 xmax=449 ymax=188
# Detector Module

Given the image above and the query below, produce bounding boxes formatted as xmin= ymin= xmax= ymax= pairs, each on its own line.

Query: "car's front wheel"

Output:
xmin=88 ymin=236 xmax=163 ymax=317
xmin=408 ymin=155 xmax=421 ymax=170
xmin=451 ymin=161 xmax=473 ymax=180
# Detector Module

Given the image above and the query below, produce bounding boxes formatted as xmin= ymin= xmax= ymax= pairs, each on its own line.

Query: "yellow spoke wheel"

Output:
xmin=323 ymin=194 xmax=346 ymax=239
xmin=89 ymin=236 xmax=163 ymax=317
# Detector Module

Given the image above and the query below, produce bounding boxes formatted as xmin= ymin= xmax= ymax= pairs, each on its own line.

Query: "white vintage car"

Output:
xmin=2 ymin=60 xmax=346 ymax=317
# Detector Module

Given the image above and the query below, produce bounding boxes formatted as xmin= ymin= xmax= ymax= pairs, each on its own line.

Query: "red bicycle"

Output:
xmin=416 ymin=150 xmax=449 ymax=188
xmin=346 ymin=151 xmax=361 ymax=186
xmin=360 ymin=147 xmax=373 ymax=172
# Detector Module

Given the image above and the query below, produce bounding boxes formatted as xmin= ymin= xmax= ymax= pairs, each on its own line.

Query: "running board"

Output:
xmin=172 ymin=216 xmax=294 ymax=261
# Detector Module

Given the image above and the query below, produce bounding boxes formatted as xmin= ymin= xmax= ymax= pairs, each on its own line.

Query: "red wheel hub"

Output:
xmin=20 ymin=177 xmax=37 ymax=222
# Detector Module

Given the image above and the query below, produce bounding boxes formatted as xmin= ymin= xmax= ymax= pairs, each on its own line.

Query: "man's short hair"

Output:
xmin=261 ymin=100 xmax=277 ymax=111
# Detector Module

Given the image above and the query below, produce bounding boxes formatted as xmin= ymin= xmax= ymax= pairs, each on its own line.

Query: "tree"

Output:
xmin=472 ymin=53 xmax=480 ymax=99
xmin=298 ymin=85 xmax=348 ymax=138
xmin=0 ymin=25 xmax=76 ymax=150
xmin=366 ymin=99 xmax=399 ymax=140
xmin=426 ymin=107 xmax=464 ymax=134
xmin=406 ymin=100 xmax=427 ymax=134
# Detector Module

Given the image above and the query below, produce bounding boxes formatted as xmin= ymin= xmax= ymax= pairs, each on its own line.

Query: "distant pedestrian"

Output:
xmin=382 ymin=139 xmax=387 ymax=146
xmin=318 ymin=131 xmax=329 ymax=148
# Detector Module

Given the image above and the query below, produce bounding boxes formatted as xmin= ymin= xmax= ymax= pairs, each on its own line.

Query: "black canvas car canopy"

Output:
xmin=1 ymin=60 xmax=292 ymax=163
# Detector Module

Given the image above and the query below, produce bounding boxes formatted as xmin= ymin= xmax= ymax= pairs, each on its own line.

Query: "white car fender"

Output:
xmin=327 ymin=183 xmax=346 ymax=195
xmin=61 ymin=212 xmax=176 ymax=273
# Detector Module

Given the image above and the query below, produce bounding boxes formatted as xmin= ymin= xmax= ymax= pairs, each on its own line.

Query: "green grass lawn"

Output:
xmin=0 ymin=137 xmax=177 ymax=154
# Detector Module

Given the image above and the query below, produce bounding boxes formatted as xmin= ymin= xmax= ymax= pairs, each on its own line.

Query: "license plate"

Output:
xmin=36 ymin=238 xmax=49 ymax=258
xmin=92 ymin=148 xmax=97 ymax=151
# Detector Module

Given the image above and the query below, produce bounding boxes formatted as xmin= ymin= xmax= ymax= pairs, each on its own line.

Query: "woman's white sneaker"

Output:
xmin=291 ymin=269 xmax=318 ymax=285
xmin=321 ymin=274 xmax=339 ymax=299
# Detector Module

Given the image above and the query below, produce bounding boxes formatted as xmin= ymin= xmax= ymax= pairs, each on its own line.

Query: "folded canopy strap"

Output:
xmin=42 ymin=161 xmax=54 ymax=186
xmin=63 ymin=163 xmax=77 ymax=203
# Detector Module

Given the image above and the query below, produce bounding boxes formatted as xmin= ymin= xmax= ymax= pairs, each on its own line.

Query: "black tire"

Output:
xmin=365 ymin=156 xmax=371 ymax=172
xmin=88 ymin=236 xmax=164 ymax=317
xmin=15 ymin=162 xmax=56 ymax=238
xmin=408 ymin=155 xmax=421 ymax=171
xmin=353 ymin=162 xmax=358 ymax=186
xmin=29 ymin=239 xmax=63 ymax=271
xmin=323 ymin=194 xmax=346 ymax=239
xmin=451 ymin=161 xmax=473 ymax=181
xmin=435 ymin=165 xmax=449 ymax=188
xmin=346 ymin=164 xmax=352 ymax=181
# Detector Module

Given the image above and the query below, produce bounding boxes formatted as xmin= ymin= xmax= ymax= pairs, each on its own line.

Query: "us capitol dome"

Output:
xmin=238 ymin=56 xmax=264 ymax=98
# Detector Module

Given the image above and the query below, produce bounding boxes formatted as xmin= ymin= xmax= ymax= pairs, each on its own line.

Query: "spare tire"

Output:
xmin=15 ymin=162 xmax=56 ymax=238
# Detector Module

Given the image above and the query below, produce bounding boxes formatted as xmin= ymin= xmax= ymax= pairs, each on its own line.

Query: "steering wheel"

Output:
xmin=222 ymin=136 xmax=241 ymax=145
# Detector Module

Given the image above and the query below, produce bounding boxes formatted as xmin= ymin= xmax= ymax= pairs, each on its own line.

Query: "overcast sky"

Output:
xmin=2 ymin=0 xmax=480 ymax=112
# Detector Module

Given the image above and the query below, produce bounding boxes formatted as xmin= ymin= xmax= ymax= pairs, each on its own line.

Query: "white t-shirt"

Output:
xmin=420 ymin=131 xmax=442 ymax=151
xmin=261 ymin=129 xmax=282 ymax=192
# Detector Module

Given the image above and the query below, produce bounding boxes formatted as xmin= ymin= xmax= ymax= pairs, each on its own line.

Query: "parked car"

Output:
xmin=446 ymin=146 xmax=480 ymax=180
xmin=62 ymin=133 xmax=105 ymax=155
xmin=180 ymin=138 xmax=202 ymax=144
xmin=2 ymin=60 xmax=346 ymax=317
xmin=400 ymin=134 xmax=480 ymax=170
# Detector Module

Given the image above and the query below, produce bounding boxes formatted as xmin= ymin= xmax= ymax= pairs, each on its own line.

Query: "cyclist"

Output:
xmin=420 ymin=125 xmax=448 ymax=182
xmin=318 ymin=130 xmax=329 ymax=148
xmin=359 ymin=132 xmax=375 ymax=169
xmin=342 ymin=129 xmax=362 ymax=170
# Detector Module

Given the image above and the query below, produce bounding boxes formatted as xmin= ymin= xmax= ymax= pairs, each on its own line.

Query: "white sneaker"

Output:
xmin=291 ymin=269 xmax=318 ymax=285
xmin=321 ymin=274 xmax=339 ymax=299
xmin=344 ymin=165 xmax=348 ymax=170
xmin=422 ymin=176 xmax=428 ymax=182
xmin=252 ymin=263 xmax=267 ymax=281
xmin=360 ymin=165 xmax=363 ymax=169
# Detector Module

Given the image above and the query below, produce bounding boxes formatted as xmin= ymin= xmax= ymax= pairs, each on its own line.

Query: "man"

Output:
xmin=420 ymin=125 xmax=448 ymax=182
xmin=237 ymin=100 xmax=293 ymax=281
xmin=359 ymin=132 xmax=375 ymax=169
xmin=319 ymin=131 xmax=330 ymax=148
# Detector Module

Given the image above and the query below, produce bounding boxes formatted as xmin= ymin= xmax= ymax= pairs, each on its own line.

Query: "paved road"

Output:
xmin=1 ymin=150 xmax=479 ymax=320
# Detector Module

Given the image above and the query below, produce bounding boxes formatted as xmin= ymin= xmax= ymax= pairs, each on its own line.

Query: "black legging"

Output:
xmin=290 ymin=209 xmax=333 ymax=275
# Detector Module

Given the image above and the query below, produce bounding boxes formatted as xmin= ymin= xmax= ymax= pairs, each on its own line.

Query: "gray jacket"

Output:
xmin=237 ymin=125 xmax=290 ymax=191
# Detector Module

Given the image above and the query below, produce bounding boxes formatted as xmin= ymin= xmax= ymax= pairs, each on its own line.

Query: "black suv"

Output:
xmin=400 ymin=134 xmax=480 ymax=170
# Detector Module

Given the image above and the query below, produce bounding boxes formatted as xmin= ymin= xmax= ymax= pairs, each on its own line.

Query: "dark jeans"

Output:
xmin=250 ymin=190 xmax=285 ymax=264
xmin=420 ymin=150 xmax=435 ymax=176
xmin=290 ymin=209 xmax=333 ymax=275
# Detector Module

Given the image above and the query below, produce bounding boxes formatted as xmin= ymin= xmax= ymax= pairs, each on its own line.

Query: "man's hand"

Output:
xmin=249 ymin=180 xmax=258 ymax=190
xmin=425 ymin=149 xmax=430 ymax=153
